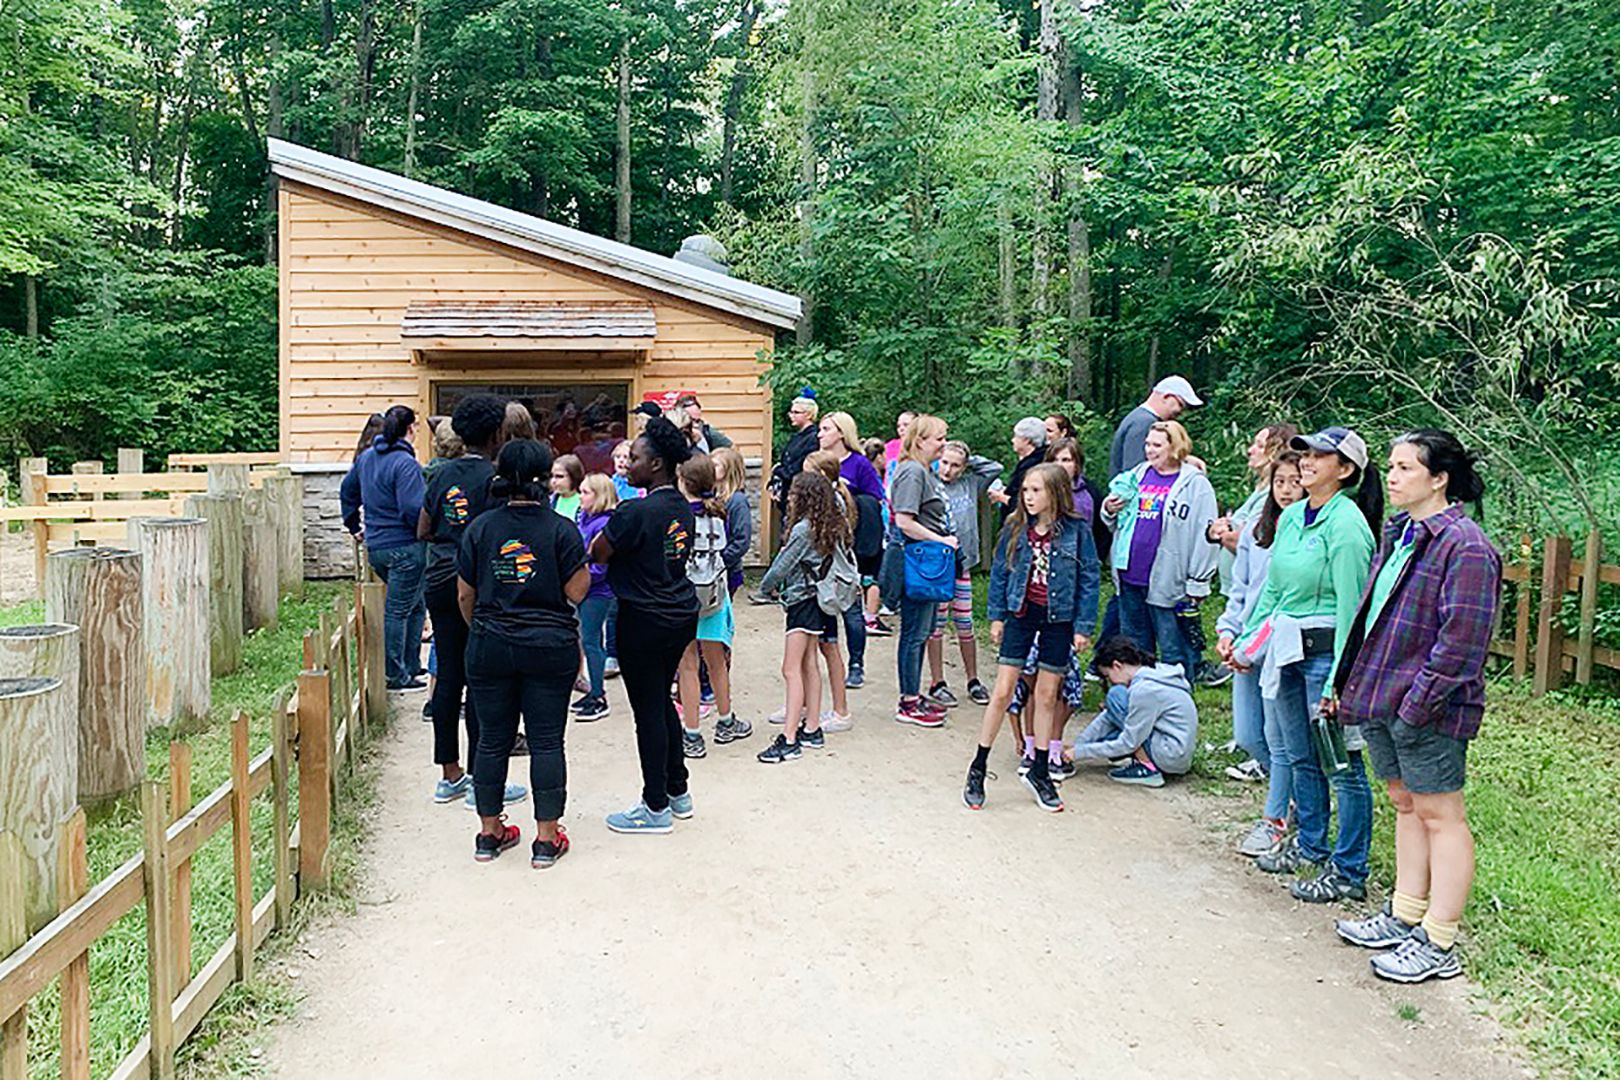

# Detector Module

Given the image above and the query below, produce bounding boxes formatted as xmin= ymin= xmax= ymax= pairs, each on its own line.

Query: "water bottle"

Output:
xmin=1313 ymin=701 xmax=1350 ymax=776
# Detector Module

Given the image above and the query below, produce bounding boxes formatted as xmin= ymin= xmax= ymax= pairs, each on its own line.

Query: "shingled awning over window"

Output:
xmin=399 ymin=300 xmax=657 ymax=353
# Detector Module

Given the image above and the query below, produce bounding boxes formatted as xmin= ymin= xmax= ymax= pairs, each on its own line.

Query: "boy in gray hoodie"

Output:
xmin=1069 ymin=636 xmax=1198 ymax=787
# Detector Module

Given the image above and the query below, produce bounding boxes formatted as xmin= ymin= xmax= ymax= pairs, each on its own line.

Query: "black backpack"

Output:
xmin=853 ymin=492 xmax=884 ymax=559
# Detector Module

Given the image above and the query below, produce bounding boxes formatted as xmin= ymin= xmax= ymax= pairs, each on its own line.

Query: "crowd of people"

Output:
xmin=339 ymin=375 xmax=1504 ymax=986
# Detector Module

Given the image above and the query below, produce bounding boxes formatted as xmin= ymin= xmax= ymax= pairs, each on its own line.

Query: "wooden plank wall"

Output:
xmin=279 ymin=186 xmax=777 ymax=467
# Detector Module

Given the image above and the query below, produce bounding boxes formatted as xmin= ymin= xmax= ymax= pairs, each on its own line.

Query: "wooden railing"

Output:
xmin=1489 ymin=527 xmax=1619 ymax=694
xmin=0 ymin=581 xmax=385 ymax=1080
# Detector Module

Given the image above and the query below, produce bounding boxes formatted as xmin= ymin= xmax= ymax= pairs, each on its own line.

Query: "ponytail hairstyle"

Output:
xmin=1344 ymin=461 xmax=1385 ymax=535
xmin=1392 ymin=429 xmax=1487 ymax=516
xmin=354 ymin=413 xmax=385 ymax=460
xmin=639 ymin=415 xmax=692 ymax=484
xmin=711 ymin=447 xmax=747 ymax=503
xmin=804 ymin=449 xmax=858 ymax=529
xmin=786 ymin=471 xmax=851 ymax=556
xmin=1094 ymin=635 xmax=1157 ymax=669
xmin=490 ymin=438 xmax=554 ymax=503
xmin=432 ymin=418 xmax=465 ymax=460
xmin=380 ymin=404 xmax=416 ymax=444
xmin=1255 ymin=450 xmax=1302 ymax=549
xmin=678 ymin=453 xmax=727 ymax=519
xmin=998 ymin=463 xmax=1076 ymax=562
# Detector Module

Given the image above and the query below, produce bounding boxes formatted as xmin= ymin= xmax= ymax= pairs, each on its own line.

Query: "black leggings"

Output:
xmin=617 ymin=605 xmax=697 ymax=812
xmin=425 ymin=577 xmax=478 ymax=769
xmin=466 ymin=629 xmax=576 ymax=821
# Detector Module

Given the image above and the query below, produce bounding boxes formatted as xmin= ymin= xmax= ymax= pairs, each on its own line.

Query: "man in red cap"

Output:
xmin=674 ymin=391 xmax=733 ymax=454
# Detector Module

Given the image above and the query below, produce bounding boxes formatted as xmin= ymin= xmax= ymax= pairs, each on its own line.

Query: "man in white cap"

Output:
xmin=1108 ymin=375 xmax=1204 ymax=478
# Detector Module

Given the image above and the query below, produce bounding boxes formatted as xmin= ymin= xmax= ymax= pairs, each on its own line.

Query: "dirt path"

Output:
xmin=269 ymin=601 xmax=1522 ymax=1079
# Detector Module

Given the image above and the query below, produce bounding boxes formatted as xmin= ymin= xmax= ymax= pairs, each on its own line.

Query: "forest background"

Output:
xmin=4 ymin=0 xmax=1618 ymax=547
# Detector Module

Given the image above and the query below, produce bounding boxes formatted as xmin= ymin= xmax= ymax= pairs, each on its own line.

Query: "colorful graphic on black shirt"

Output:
xmin=494 ymin=539 xmax=536 ymax=582
xmin=443 ymin=484 xmax=471 ymax=526
xmin=664 ymin=519 xmax=690 ymax=563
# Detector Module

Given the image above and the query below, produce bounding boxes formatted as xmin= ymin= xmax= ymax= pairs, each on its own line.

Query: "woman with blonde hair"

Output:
xmin=572 ymin=473 xmax=619 ymax=721
xmin=711 ymin=447 xmax=752 ymax=596
xmin=890 ymin=413 xmax=956 ymax=727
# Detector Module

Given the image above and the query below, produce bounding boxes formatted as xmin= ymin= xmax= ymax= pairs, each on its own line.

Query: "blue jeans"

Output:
xmin=1234 ymin=668 xmax=1291 ymax=821
xmin=1260 ymin=689 xmax=1293 ymax=823
xmin=369 ymin=542 xmax=427 ymax=686
xmin=579 ymin=595 xmax=616 ymax=697
xmin=1271 ymin=651 xmax=1372 ymax=883
xmin=896 ymin=593 xmax=939 ymax=697
xmin=1117 ymin=583 xmax=1194 ymax=676
xmin=843 ymin=600 xmax=868 ymax=671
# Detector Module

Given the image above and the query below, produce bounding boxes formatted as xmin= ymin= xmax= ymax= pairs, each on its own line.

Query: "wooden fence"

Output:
xmin=0 ymin=580 xmax=385 ymax=1080
xmin=1489 ymin=527 xmax=1619 ymax=694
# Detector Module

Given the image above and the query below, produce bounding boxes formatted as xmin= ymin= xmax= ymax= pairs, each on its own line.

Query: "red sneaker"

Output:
xmin=532 ymin=826 xmax=569 ymax=869
xmin=474 ymin=822 xmax=521 ymax=862
xmin=895 ymin=698 xmax=947 ymax=728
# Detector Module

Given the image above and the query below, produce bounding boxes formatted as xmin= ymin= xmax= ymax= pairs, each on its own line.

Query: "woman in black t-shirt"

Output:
xmin=458 ymin=439 xmax=590 ymax=867
xmin=588 ymin=417 xmax=700 ymax=835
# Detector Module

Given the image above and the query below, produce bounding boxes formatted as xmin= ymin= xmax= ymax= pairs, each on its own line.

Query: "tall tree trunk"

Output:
xmin=352 ymin=0 xmax=376 ymax=158
xmin=616 ymin=38 xmax=632 ymax=243
xmin=265 ymin=31 xmax=283 ymax=264
xmin=1060 ymin=33 xmax=1091 ymax=402
xmin=1030 ymin=0 xmax=1058 ymax=334
xmin=24 ymin=276 xmax=38 ymax=339
xmin=998 ymin=197 xmax=1018 ymax=330
xmin=403 ymin=1 xmax=423 ymax=177
xmin=1145 ymin=247 xmax=1174 ymax=384
xmin=719 ymin=0 xmax=757 ymax=207
xmin=796 ymin=65 xmax=816 ymax=346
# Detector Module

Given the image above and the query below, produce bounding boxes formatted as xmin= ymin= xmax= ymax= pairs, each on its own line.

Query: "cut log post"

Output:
xmin=44 ymin=548 xmax=146 ymax=803
xmin=0 ymin=677 xmax=75 ymax=933
xmin=116 ymin=448 xmax=144 ymax=500
xmin=128 ymin=518 xmax=211 ymax=731
xmin=242 ymin=488 xmax=280 ymax=633
xmin=263 ymin=471 xmax=305 ymax=600
xmin=184 ymin=493 xmax=245 ymax=676
xmin=0 ymin=623 xmax=81 ymax=828
xmin=206 ymin=463 xmax=250 ymax=496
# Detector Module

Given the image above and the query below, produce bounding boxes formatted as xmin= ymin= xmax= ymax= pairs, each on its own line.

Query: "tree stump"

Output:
xmin=0 ymin=677 xmax=75 ymax=933
xmin=44 ymin=548 xmax=146 ymax=802
xmin=184 ymin=493 xmax=244 ymax=675
xmin=242 ymin=489 xmax=280 ymax=633
xmin=128 ymin=518 xmax=210 ymax=731
xmin=263 ymin=472 xmax=305 ymax=600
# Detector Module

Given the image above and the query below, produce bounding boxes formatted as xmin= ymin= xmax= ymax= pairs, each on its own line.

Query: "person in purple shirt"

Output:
xmin=571 ymin=474 xmax=619 ymax=722
xmin=819 ymin=412 xmax=884 ymax=687
xmin=1328 ymin=431 xmax=1499 ymax=985
xmin=818 ymin=411 xmax=885 ymax=501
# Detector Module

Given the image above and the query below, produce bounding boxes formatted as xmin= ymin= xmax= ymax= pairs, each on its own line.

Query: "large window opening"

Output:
xmin=434 ymin=381 xmax=630 ymax=473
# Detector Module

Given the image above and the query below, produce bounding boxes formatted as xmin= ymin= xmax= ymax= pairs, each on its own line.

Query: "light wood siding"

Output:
xmin=279 ymin=185 xmax=776 ymax=471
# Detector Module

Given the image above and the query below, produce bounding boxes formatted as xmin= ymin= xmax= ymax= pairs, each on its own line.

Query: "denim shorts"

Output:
xmin=997 ymin=603 xmax=1073 ymax=673
xmin=1361 ymin=715 xmax=1468 ymax=794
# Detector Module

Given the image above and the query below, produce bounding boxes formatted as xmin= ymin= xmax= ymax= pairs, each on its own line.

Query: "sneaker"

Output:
xmin=1083 ymin=670 xmax=1101 ymax=683
xmin=1290 ymin=869 xmax=1368 ymax=904
xmin=895 ymin=698 xmax=947 ymax=728
xmin=713 ymin=714 xmax=754 ymax=744
xmin=668 ymin=792 xmax=694 ymax=820
xmin=845 ymin=665 xmax=865 ymax=690
xmin=700 ymin=688 xmax=716 ymax=707
xmin=870 ymin=618 xmax=894 ymax=637
xmin=682 ymin=728 xmax=707 ymax=759
xmin=474 ymin=822 xmax=521 ymax=862
xmin=465 ymin=783 xmax=529 ymax=811
xmin=422 ymin=699 xmax=433 ymax=720
xmin=699 ymin=701 xmax=716 ymax=721
xmin=511 ymin=732 xmax=529 ymax=757
xmin=1108 ymin=760 xmax=1165 ymax=788
xmin=605 ymin=801 xmax=674 ymax=834
xmin=757 ymin=733 xmax=802 ymax=764
xmin=1370 ymin=927 xmax=1463 ymax=984
xmin=966 ymin=678 xmax=990 ymax=706
xmin=798 ymin=726 xmax=826 ymax=750
xmin=1225 ymin=759 xmax=1267 ymax=783
xmin=388 ymin=676 xmax=428 ymax=691
xmin=1336 ymin=902 xmax=1418 ymax=950
xmin=1256 ymin=837 xmax=1319 ymax=876
xmin=1017 ymin=753 xmax=1036 ymax=777
xmin=963 ymin=765 xmax=989 ymax=810
xmin=821 ymin=711 xmax=854 ymax=733
xmin=927 ymin=682 xmax=959 ymax=708
xmin=1019 ymin=769 xmax=1064 ymax=812
xmin=530 ymin=827 xmax=570 ymax=869
xmin=1238 ymin=818 xmax=1286 ymax=858
xmin=1199 ymin=664 xmax=1234 ymax=688
xmin=1048 ymin=759 xmax=1075 ymax=783
xmin=574 ymin=696 xmax=610 ymax=722
xmin=432 ymin=774 xmax=472 ymax=803
xmin=878 ymin=604 xmax=895 ymax=617
xmin=604 ymin=657 xmax=620 ymax=679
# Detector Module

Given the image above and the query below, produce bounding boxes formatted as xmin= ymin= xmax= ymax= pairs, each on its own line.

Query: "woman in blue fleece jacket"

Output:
xmin=341 ymin=404 xmax=429 ymax=688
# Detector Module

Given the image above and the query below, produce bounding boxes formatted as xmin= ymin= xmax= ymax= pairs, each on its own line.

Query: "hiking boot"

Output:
xmin=966 ymin=678 xmax=990 ymax=705
xmin=713 ymin=714 xmax=754 ymax=744
xmin=1238 ymin=818 xmax=1286 ymax=858
xmin=605 ymin=801 xmax=674 ymax=834
xmin=1048 ymin=759 xmax=1076 ymax=783
xmin=682 ymin=728 xmax=707 ymax=759
xmin=433 ymin=774 xmax=472 ymax=804
xmin=574 ymin=696 xmax=609 ymax=722
xmin=798 ymin=726 xmax=826 ymax=750
xmin=668 ymin=792 xmax=694 ymax=819
xmin=1109 ymin=760 xmax=1165 ymax=788
xmin=821 ymin=711 xmax=854 ymax=733
xmin=465 ymin=783 xmax=529 ymax=811
xmin=1256 ymin=837 xmax=1317 ymax=875
xmin=1369 ymin=927 xmax=1462 ymax=983
xmin=1224 ymin=759 xmax=1266 ymax=783
xmin=1019 ymin=768 xmax=1064 ymax=812
xmin=531 ymin=827 xmax=570 ymax=869
xmin=927 ymin=682 xmax=959 ymax=708
xmin=895 ymin=698 xmax=946 ymax=728
xmin=757 ymin=733 xmax=802 ymax=764
xmin=1290 ymin=869 xmax=1368 ymax=904
xmin=845 ymin=664 xmax=865 ymax=690
xmin=474 ymin=822 xmax=521 ymax=862
xmin=963 ymin=765 xmax=989 ymax=810
xmin=1336 ymin=902 xmax=1417 ymax=950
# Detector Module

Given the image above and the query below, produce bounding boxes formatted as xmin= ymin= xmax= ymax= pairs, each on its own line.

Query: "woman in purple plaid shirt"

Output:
xmin=1327 ymin=431 xmax=1500 ymax=985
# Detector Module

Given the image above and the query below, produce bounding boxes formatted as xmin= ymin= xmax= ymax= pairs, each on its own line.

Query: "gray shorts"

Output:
xmin=1361 ymin=715 xmax=1468 ymax=794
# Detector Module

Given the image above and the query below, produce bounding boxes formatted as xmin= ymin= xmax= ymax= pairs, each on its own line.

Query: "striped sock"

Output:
xmin=1392 ymin=890 xmax=1429 ymax=927
xmin=1421 ymin=914 xmax=1459 ymax=951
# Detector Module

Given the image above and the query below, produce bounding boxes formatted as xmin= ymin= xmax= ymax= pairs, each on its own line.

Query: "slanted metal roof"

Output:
xmin=400 ymin=300 xmax=657 ymax=352
xmin=268 ymin=139 xmax=801 ymax=331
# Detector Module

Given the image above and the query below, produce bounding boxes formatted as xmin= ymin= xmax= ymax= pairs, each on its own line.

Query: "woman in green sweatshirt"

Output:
xmin=1234 ymin=427 xmax=1381 ymax=904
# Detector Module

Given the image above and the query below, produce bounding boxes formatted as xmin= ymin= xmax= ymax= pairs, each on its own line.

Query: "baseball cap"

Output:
xmin=1291 ymin=427 xmax=1369 ymax=470
xmin=674 ymin=390 xmax=700 ymax=407
xmin=1153 ymin=375 xmax=1203 ymax=407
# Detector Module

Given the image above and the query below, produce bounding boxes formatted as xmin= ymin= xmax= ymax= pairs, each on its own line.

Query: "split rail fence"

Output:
xmin=1489 ymin=527 xmax=1620 ymax=694
xmin=0 ymin=580 xmax=386 ymax=1080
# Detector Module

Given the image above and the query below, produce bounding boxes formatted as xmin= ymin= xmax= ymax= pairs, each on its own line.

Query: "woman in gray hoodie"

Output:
xmin=1069 ymin=637 xmax=1199 ymax=788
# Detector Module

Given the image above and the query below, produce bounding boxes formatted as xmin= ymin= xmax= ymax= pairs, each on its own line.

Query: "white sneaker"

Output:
xmin=1224 ymin=759 xmax=1267 ymax=783
xmin=822 ymin=711 xmax=854 ymax=733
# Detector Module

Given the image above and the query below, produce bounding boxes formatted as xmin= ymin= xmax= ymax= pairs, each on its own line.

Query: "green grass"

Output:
xmin=3 ymin=582 xmax=382 ymax=1080
xmin=0 ymin=599 xmax=44 ymax=627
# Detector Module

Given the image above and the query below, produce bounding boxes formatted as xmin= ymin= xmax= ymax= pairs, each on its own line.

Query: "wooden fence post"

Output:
xmin=272 ymin=694 xmax=294 ymax=927
xmin=1534 ymin=534 xmax=1573 ymax=696
xmin=229 ymin=713 xmax=255 ymax=982
xmin=168 ymin=742 xmax=193 ymax=987
xmin=1576 ymin=528 xmax=1601 ymax=686
xmin=297 ymin=670 xmax=332 ymax=892
xmin=56 ymin=809 xmax=90 ymax=1080
xmin=128 ymin=518 xmax=210 ymax=733
xmin=361 ymin=580 xmax=387 ymax=726
xmin=116 ymin=448 xmax=144 ymax=501
xmin=0 ymin=831 xmax=27 ymax=1080
xmin=71 ymin=461 xmax=103 ymax=503
xmin=1512 ymin=533 xmax=1532 ymax=681
xmin=184 ymin=493 xmax=245 ymax=676
xmin=27 ymin=467 xmax=48 ymax=600
xmin=139 ymin=781 xmax=178 ymax=1080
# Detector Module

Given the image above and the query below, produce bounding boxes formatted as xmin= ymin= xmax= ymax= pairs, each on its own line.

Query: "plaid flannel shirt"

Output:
xmin=1336 ymin=505 xmax=1502 ymax=739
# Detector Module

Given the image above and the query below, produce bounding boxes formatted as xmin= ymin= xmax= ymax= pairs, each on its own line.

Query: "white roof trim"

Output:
xmin=268 ymin=139 xmax=801 ymax=331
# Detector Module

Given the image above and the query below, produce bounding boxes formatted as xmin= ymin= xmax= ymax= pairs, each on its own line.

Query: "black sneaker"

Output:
xmin=799 ymin=726 xmax=826 ymax=750
xmin=575 ymin=696 xmax=610 ymax=722
xmin=1256 ymin=838 xmax=1318 ymax=876
xmin=422 ymin=699 xmax=433 ymax=720
xmin=474 ymin=822 xmax=521 ymax=862
xmin=1019 ymin=768 xmax=1064 ymax=812
xmin=570 ymin=693 xmax=594 ymax=713
xmin=927 ymin=681 xmax=959 ymax=708
xmin=1198 ymin=663 xmax=1234 ymax=688
xmin=1048 ymin=759 xmax=1075 ymax=783
xmin=963 ymin=765 xmax=988 ymax=810
xmin=966 ymin=679 xmax=990 ymax=706
xmin=682 ymin=728 xmax=708 ymax=759
xmin=845 ymin=664 xmax=865 ymax=690
xmin=510 ymin=733 xmax=530 ymax=757
xmin=531 ymin=827 xmax=570 ymax=869
xmin=1290 ymin=870 xmax=1367 ymax=904
xmin=757 ymin=733 xmax=802 ymax=764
